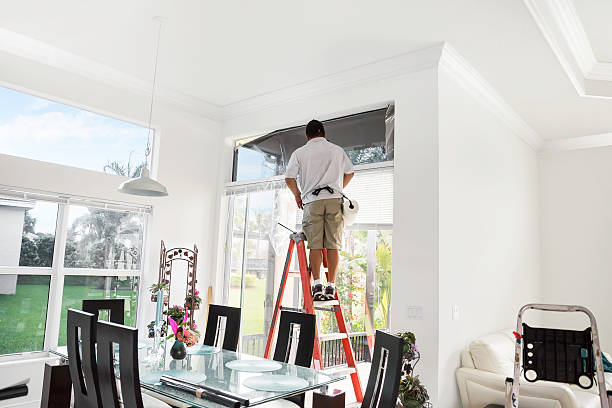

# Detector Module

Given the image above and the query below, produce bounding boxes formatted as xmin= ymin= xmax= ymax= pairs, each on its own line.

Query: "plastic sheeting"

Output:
xmin=233 ymin=106 xmax=393 ymax=182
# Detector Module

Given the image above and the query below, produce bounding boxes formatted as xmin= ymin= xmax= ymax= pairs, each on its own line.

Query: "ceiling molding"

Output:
xmin=0 ymin=27 xmax=224 ymax=120
xmin=542 ymin=133 xmax=612 ymax=151
xmin=524 ymin=0 xmax=612 ymax=98
xmin=221 ymin=44 xmax=445 ymax=120
xmin=0 ymin=27 xmax=541 ymax=150
xmin=439 ymin=44 xmax=543 ymax=150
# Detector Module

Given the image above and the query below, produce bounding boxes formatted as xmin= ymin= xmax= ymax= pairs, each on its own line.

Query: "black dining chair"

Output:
xmin=96 ymin=320 xmax=170 ymax=408
xmin=203 ymin=304 xmax=241 ymax=351
xmin=272 ymin=311 xmax=316 ymax=408
xmin=67 ymin=308 xmax=101 ymax=408
xmin=362 ymin=330 xmax=404 ymax=408
xmin=82 ymin=299 xmax=125 ymax=324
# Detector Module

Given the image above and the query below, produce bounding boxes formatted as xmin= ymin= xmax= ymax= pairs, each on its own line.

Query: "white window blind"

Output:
xmin=224 ymin=163 xmax=393 ymax=229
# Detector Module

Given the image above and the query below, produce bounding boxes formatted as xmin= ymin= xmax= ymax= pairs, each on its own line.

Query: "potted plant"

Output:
xmin=184 ymin=289 xmax=202 ymax=310
xmin=149 ymin=282 xmax=168 ymax=302
xmin=166 ymin=305 xmax=200 ymax=349
xmin=396 ymin=332 xmax=431 ymax=408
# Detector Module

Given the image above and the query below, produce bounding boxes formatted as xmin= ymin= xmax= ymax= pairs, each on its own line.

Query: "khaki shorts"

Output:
xmin=302 ymin=198 xmax=344 ymax=250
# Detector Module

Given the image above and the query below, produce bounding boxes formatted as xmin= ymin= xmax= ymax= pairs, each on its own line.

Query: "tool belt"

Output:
xmin=311 ymin=186 xmax=354 ymax=209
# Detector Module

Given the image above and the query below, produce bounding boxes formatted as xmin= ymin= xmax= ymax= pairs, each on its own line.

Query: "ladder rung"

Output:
xmin=320 ymin=333 xmax=349 ymax=342
xmin=314 ymin=306 xmax=338 ymax=312
xmin=313 ymin=299 xmax=339 ymax=306
xmin=323 ymin=365 xmax=357 ymax=377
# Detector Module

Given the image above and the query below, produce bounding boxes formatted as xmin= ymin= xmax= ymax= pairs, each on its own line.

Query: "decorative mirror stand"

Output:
xmin=157 ymin=240 xmax=199 ymax=328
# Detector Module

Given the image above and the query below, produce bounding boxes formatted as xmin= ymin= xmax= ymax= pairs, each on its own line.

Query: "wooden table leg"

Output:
xmin=40 ymin=361 xmax=71 ymax=408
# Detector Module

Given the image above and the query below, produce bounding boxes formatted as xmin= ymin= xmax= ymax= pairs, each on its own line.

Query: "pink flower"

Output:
xmin=194 ymin=289 xmax=200 ymax=296
xmin=191 ymin=322 xmax=198 ymax=329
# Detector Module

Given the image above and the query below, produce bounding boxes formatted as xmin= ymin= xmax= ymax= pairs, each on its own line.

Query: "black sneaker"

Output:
xmin=312 ymin=284 xmax=325 ymax=301
xmin=324 ymin=285 xmax=336 ymax=301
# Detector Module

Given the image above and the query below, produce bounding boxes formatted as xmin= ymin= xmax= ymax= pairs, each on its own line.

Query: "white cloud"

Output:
xmin=0 ymin=111 xmax=141 ymax=143
xmin=27 ymin=98 xmax=52 ymax=112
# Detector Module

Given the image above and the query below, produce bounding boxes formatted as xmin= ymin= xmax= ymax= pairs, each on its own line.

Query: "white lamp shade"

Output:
xmin=118 ymin=168 xmax=168 ymax=197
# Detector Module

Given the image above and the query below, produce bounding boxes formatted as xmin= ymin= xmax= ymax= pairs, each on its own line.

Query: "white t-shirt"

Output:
xmin=285 ymin=137 xmax=354 ymax=204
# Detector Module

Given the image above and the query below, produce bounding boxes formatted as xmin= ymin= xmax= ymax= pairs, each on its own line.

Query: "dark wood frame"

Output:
xmin=203 ymin=304 xmax=241 ymax=351
xmin=82 ymin=299 xmax=125 ymax=324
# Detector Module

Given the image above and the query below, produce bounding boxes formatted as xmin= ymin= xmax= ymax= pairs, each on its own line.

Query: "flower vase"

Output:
xmin=170 ymin=340 xmax=187 ymax=360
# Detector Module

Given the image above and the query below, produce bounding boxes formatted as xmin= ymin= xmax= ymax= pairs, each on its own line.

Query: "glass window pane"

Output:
xmin=0 ymin=197 xmax=58 ymax=267
xmin=233 ymin=107 xmax=393 ymax=181
xmin=228 ymin=196 xmax=246 ymax=308
xmin=58 ymin=275 xmax=139 ymax=346
xmin=0 ymin=275 xmax=51 ymax=354
xmin=0 ymin=86 xmax=150 ymax=174
xmin=64 ymin=206 xmax=145 ymax=269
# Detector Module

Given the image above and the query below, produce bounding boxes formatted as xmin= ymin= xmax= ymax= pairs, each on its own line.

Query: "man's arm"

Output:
xmin=343 ymin=172 xmax=354 ymax=188
xmin=285 ymin=178 xmax=303 ymax=209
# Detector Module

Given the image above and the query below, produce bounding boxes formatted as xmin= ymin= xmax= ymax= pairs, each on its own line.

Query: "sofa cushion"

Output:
xmin=469 ymin=330 xmax=515 ymax=376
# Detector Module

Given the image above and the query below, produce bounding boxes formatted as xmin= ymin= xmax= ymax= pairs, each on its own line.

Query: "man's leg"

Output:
xmin=326 ymin=249 xmax=339 ymax=283
xmin=302 ymin=200 xmax=325 ymax=300
xmin=322 ymin=199 xmax=344 ymax=300
xmin=309 ymin=249 xmax=323 ymax=281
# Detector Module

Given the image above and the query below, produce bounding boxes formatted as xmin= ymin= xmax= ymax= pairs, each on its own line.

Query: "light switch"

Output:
xmin=452 ymin=305 xmax=460 ymax=320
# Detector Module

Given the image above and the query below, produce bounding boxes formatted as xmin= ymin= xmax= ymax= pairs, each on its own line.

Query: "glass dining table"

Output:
xmin=50 ymin=343 xmax=344 ymax=408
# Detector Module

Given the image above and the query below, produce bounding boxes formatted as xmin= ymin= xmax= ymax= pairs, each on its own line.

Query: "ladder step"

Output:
xmin=323 ymin=365 xmax=357 ymax=377
xmin=319 ymin=333 xmax=349 ymax=342
xmin=313 ymin=299 xmax=340 ymax=306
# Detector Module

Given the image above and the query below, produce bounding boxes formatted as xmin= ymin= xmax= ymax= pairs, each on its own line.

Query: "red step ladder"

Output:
xmin=264 ymin=230 xmax=364 ymax=402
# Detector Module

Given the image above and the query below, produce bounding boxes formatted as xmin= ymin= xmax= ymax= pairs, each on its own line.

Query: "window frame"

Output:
xmin=0 ymin=186 xmax=151 ymax=353
xmin=0 ymin=82 xmax=161 ymax=177
xmin=221 ymin=160 xmax=394 ymax=349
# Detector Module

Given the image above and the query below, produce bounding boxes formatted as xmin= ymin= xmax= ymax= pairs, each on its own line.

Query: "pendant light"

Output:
xmin=118 ymin=16 xmax=168 ymax=197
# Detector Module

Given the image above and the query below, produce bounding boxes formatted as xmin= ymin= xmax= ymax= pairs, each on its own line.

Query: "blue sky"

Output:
xmin=0 ymin=86 xmax=151 ymax=235
xmin=0 ymin=86 xmax=149 ymax=174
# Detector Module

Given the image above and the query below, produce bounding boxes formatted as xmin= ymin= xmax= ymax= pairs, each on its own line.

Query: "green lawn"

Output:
xmin=230 ymin=277 xmax=265 ymax=336
xmin=0 ymin=279 xmax=50 ymax=354
xmin=0 ymin=278 xmax=137 ymax=354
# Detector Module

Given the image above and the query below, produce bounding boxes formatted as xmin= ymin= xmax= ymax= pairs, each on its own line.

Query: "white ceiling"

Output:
xmin=573 ymin=0 xmax=612 ymax=63
xmin=2 ymin=0 xmax=612 ymax=140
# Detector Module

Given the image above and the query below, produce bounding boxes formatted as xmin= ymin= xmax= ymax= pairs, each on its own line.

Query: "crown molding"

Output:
xmin=0 ymin=27 xmax=223 ymax=120
xmin=0 ymin=27 xmax=541 ymax=150
xmin=439 ymin=44 xmax=542 ymax=150
xmin=541 ymin=133 xmax=612 ymax=151
xmin=221 ymin=44 xmax=445 ymax=120
xmin=524 ymin=0 xmax=612 ymax=98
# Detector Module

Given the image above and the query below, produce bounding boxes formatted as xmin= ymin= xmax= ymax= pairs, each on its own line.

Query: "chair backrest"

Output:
xmin=67 ymin=308 xmax=101 ymax=408
xmin=273 ymin=311 xmax=315 ymax=367
xmin=273 ymin=311 xmax=315 ymax=408
xmin=96 ymin=320 xmax=143 ymax=408
xmin=203 ymin=304 xmax=241 ymax=351
xmin=362 ymin=330 xmax=403 ymax=408
xmin=82 ymin=299 xmax=125 ymax=325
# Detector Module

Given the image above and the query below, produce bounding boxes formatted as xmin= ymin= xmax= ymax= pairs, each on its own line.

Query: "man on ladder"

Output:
xmin=284 ymin=119 xmax=355 ymax=301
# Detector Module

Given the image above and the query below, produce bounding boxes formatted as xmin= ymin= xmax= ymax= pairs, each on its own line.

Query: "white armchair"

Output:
xmin=456 ymin=330 xmax=612 ymax=408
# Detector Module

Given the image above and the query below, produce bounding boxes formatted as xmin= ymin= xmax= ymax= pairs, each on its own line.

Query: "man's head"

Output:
xmin=306 ymin=119 xmax=325 ymax=140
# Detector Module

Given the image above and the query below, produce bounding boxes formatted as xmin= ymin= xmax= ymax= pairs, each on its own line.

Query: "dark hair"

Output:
xmin=306 ymin=119 xmax=325 ymax=138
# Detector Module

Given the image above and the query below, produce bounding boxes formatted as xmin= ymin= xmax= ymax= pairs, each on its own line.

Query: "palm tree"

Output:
xmin=64 ymin=155 xmax=146 ymax=269
xmin=103 ymin=151 xmax=146 ymax=178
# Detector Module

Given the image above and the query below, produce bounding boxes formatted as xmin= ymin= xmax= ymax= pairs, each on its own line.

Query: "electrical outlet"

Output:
xmin=407 ymin=306 xmax=423 ymax=320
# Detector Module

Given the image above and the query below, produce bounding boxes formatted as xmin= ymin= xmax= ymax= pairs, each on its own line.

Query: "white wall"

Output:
xmin=540 ymin=147 xmax=612 ymax=352
xmin=437 ymin=68 xmax=541 ymax=407
xmin=0 ymin=50 xmax=224 ymax=333
xmin=221 ymin=61 xmax=443 ymax=403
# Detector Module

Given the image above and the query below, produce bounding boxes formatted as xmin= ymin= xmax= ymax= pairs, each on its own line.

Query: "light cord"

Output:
xmin=145 ymin=18 xmax=163 ymax=160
